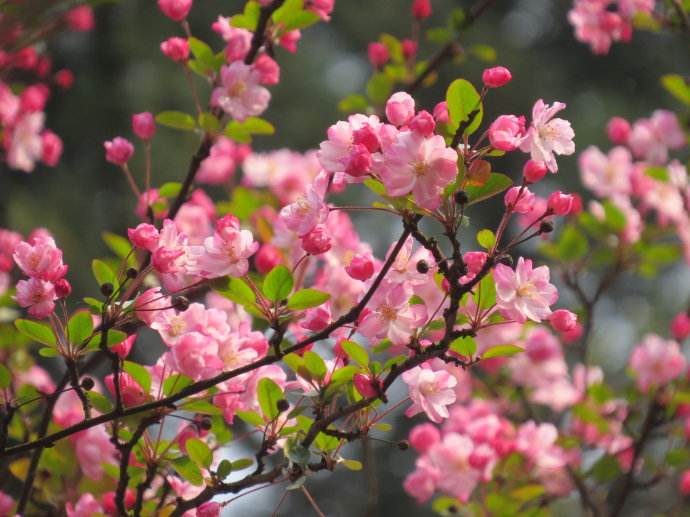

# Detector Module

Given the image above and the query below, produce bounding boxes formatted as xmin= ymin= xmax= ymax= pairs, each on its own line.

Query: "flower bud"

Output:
xmin=160 ymin=37 xmax=190 ymax=62
xmin=54 ymin=278 xmax=72 ymax=299
xmin=432 ymin=101 xmax=449 ymax=124
xmin=504 ymin=186 xmax=535 ymax=214
xmin=255 ymin=244 xmax=282 ymax=274
xmin=66 ymin=6 xmax=95 ymax=31
xmin=550 ymin=309 xmax=577 ymax=332
xmin=158 ymin=0 xmax=193 ymax=21
xmin=488 ymin=114 xmax=525 ymax=151
xmin=41 ymin=130 xmax=63 ymax=167
xmin=522 ymin=160 xmax=548 ymax=184
xmin=401 ymin=39 xmax=418 ymax=60
xmin=482 ymin=66 xmax=512 ymax=88
xmin=132 ymin=112 xmax=156 ymax=140
xmin=104 ymin=137 xmax=134 ymax=165
xmin=301 ymin=225 xmax=332 ymax=255
xmin=606 ymin=116 xmax=630 ymax=145
xmin=367 ymin=42 xmax=389 ymax=68
xmin=671 ymin=312 xmax=690 ymax=341
xmin=409 ymin=423 xmax=440 ymax=453
xmin=411 ymin=0 xmax=432 ymax=20
xmin=20 ymin=84 xmax=49 ymax=112
xmin=409 ymin=110 xmax=435 ymax=137
xmin=54 ymin=69 xmax=74 ymax=90
xmin=547 ymin=191 xmax=574 ymax=216
xmin=353 ymin=373 xmax=379 ymax=398
xmin=128 ymin=223 xmax=160 ymax=251
xmin=254 ymin=54 xmax=280 ymax=85
xmin=346 ymin=253 xmax=375 ymax=281
xmin=385 ymin=92 xmax=415 ymax=127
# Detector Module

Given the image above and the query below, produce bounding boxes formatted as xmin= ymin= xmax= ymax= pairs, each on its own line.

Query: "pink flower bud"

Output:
xmin=14 ymin=48 xmax=37 ymax=70
xmin=367 ymin=42 xmax=389 ymax=68
xmin=469 ymin=448 xmax=492 ymax=469
xmin=409 ymin=110 xmax=435 ymax=137
xmin=128 ymin=223 xmax=160 ymax=251
xmin=54 ymin=69 xmax=74 ymax=89
xmin=523 ymin=160 xmax=548 ymax=184
xmin=102 ymin=491 xmax=135 ymax=514
xmin=255 ymin=244 xmax=282 ymax=274
xmin=104 ymin=137 xmax=134 ymax=165
xmin=411 ymin=0 xmax=432 ymax=19
xmin=680 ymin=470 xmax=690 ymax=496
xmin=561 ymin=322 xmax=583 ymax=344
xmin=488 ymin=114 xmax=525 ymax=151
xmin=112 ymin=334 xmax=136 ymax=359
xmin=301 ymin=305 xmax=331 ymax=331
xmin=157 ymin=0 xmax=193 ymax=21
xmin=385 ymin=91 xmax=415 ymax=127
xmin=36 ymin=56 xmax=52 ymax=78
xmin=432 ymin=101 xmax=449 ymax=124
xmin=197 ymin=502 xmax=221 ymax=517
xmin=550 ymin=309 xmax=577 ymax=332
xmin=671 ymin=312 xmax=690 ymax=341
xmin=279 ymin=29 xmax=301 ymax=53
xmin=160 ymin=37 xmax=190 ymax=62
xmin=504 ymin=186 xmax=535 ymax=214
xmin=409 ymin=423 xmax=440 ymax=453
xmin=463 ymin=251 xmax=487 ymax=275
xmin=482 ymin=66 xmax=512 ymax=88
xmin=132 ymin=112 xmax=156 ymax=140
xmin=401 ymin=39 xmax=418 ymax=60
xmin=66 ymin=6 xmax=95 ymax=31
xmin=570 ymin=193 xmax=583 ymax=215
xmin=345 ymin=144 xmax=372 ymax=177
xmin=547 ymin=191 xmax=574 ymax=216
xmin=346 ymin=253 xmax=375 ymax=281
xmin=353 ymin=374 xmax=379 ymax=398
xmin=606 ymin=116 xmax=630 ymax=145
xmin=41 ymin=130 xmax=62 ymax=167
xmin=254 ymin=54 xmax=280 ymax=85
xmin=54 ymin=278 xmax=72 ymax=299
xmin=20 ymin=84 xmax=49 ymax=112
xmin=301 ymin=225 xmax=332 ymax=255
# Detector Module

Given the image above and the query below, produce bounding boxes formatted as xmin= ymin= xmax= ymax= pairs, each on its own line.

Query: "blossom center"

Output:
xmin=516 ymin=283 xmax=536 ymax=299
xmin=229 ymin=80 xmax=247 ymax=98
xmin=412 ymin=161 xmax=429 ymax=177
xmin=379 ymin=304 xmax=397 ymax=321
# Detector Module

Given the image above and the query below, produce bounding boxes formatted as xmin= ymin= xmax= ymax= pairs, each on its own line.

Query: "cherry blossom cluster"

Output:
xmin=0 ymin=4 xmax=94 ymax=172
xmin=568 ymin=0 xmax=655 ymax=54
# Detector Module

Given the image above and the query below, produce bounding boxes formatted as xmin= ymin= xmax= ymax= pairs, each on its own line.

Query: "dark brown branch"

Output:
xmin=244 ymin=0 xmax=286 ymax=65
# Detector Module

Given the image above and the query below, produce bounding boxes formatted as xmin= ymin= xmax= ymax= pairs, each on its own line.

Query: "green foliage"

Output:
xmin=92 ymin=259 xmax=119 ymax=290
xmin=661 ymin=74 xmax=690 ymax=106
xmin=446 ymin=78 xmax=483 ymax=136
xmin=450 ymin=336 xmax=477 ymax=357
xmin=224 ymin=117 xmax=275 ymax=143
xmin=477 ymin=229 xmax=496 ymax=249
xmin=155 ymin=111 xmax=197 ymax=131
xmin=257 ymin=377 xmax=284 ymax=420
xmin=123 ymin=361 xmax=151 ymax=394
xmin=481 ymin=344 xmax=524 ymax=359
xmin=212 ymin=276 xmax=257 ymax=307
xmin=0 ymin=364 xmax=11 ymax=389
xmin=186 ymin=438 xmax=213 ymax=469
xmin=287 ymin=289 xmax=330 ymax=310
xmin=263 ymin=265 xmax=294 ymax=302
xmin=465 ymin=173 xmax=512 ymax=206
xmin=340 ymin=340 xmax=369 ymax=367
xmin=15 ymin=319 xmax=56 ymax=346
xmin=67 ymin=310 xmax=93 ymax=346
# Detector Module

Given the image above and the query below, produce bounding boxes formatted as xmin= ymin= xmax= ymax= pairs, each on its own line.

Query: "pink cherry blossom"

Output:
xmin=488 ymin=114 xmax=525 ymax=151
xmin=629 ymin=334 xmax=686 ymax=392
xmin=346 ymin=252 xmax=375 ymax=281
xmin=607 ymin=116 xmax=631 ymax=144
xmin=128 ymin=223 xmax=160 ymax=251
xmin=104 ymin=136 xmax=134 ymax=165
xmin=550 ymin=309 xmax=577 ymax=332
xmin=425 ymin=434 xmax=481 ymax=502
xmin=171 ymin=332 xmax=224 ymax=380
xmin=579 ymin=145 xmax=633 ymax=197
xmin=301 ymin=224 xmax=332 ymax=255
xmin=13 ymin=237 xmax=67 ymax=280
xmin=211 ymin=62 xmax=270 ymax=121
xmin=402 ymin=362 xmax=458 ymax=423
xmin=15 ymin=277 xmax=57 ymax=318
xmin=385 ymin=91 xmax=415 ymax=127
xmin=7 ymin=112 xmax=44 ymax=172
xmin=75 ymin=426 xmax=117 ymax=480
xmin=160 ymin=37 xmax=190 ymax=62
xmin=279 ymin=172 xmax=329 ymax=236
xmin=494 ymin=257 xmax=558 ymax=323
xmin=189 ymin=215 xmax=258 ymax=278
xmin=410 ymin=423 xmax=441 ymax=453
xmin=379 ymin=130 xmax=458 ymax=210
xmin=66 ymin=493 xmax=104 ymax=517
xmin=671 ymin=312 xmax=690 ymax=341
xmin=132 ymin=111 xmax=156 ymax=140
xmin=358 ymin=281 xmax=425 ymax=345
xmin=568 ymin=0 xmax=628 ymax=54
xmin=519 ymin=99 xmax=575 ymax=173
xmin=318 ymin=114 xmax=382 ymax=182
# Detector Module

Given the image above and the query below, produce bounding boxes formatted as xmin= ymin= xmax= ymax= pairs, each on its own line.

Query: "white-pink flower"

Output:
xmin=629 ymin=334 xmax=686 ymax=392
xmin=403 ymin=362 xmax=458 ymax=423
xmin=357 ymin=281 xmax=425 ymax=345
xmin=15 ymin=277 xmax=57 ymax=319
xmin=379 ymin=130 xmax=458 ymax=210
xmin=189 ymin=215 xmax=258 ymax=278
xmin=6 ymin=112 xmax=44 ymax=172
xmin=519 ymin=99 xmax=575 ymax=173
xmin=579 ymin=145 xmax=633 ymax=198
xmin=494 ymin=257 xmax=558 ymax=323
xmin=211 ymin=62 xmax=270 ymax=121
xmin=279 ymin=171 xmax=329 ymax=236
xmin=426 ymin=434 xmax=481 ymax=502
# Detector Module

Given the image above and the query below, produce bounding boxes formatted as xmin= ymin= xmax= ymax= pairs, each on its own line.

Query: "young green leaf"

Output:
xmin=156 ymin=111 xmax=197 ymax=131
xmin=481 ymin=345 xmax=524 ymax=359
xmin=0 ymin=364 xmax=11 ymax=389
xmin=446 ymin=78 xmax=483 ymax=136
xmin=263 ymin=265 xmax=294 ymax=302
xmin=287 ymin=289 xmax=330 ymax=310
xmin=450 ymin=336 xmax=477 ymax=357
xmin=67 ymin=310 xmax=93 ymax=346
xmin=476 ymin=229 xmax=495 ymax=250
xmin=257 ymin=378 xmax=284 ymax=421
xmin=340 ymin=340 xmax=369 ymax=367
xmin=303 ymin=351 xmax=327 ymax=380
xmin=92 ymin=259 xmax=118 ymax=289
xmin=186 ymin=438 xmax=213 ymax=469
xmin=15 ymin=319 xmax=56 ymax=346
xmin=123 ymin=361 xmax=151 ymax=394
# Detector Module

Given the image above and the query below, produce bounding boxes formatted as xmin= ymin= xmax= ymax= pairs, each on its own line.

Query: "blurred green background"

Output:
xmin=2 ymin=0 xmax=690 ymax=514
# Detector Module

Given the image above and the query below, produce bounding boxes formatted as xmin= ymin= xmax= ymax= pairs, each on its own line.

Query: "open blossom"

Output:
xmin=211 ymin=62 xmax=270 ymax=121
xmin=568 ymin=0 xmax=628 ymax=54
xmin=197 ymin=137 xmax=240 ymax=184
xmin=423 ymin=434 xmax=481 ymax=502
xmin=171 ymin=332 xmax=224 ymax=380
xmin=66 ymin=493 xmax=104 ymax=517
xmin=318 ymin=114 xmax=382 ymax=182
xmin=379 ymin=130 xmax=458 ymax=210
xmin=6 ymin=112 xmax=44 ymax=172
xmin=279 ymin=172 xmax=329 ymax=236
xmin=403 ymin=362 xmax=458 ymax=423
xmin=75 ymin=426 xmax=117 ymax=480
xmin=629 ymin=334 xmax=686 ymax=392
xmin=15 ymin=278 xmax=56 ymax=318
xmin=13 ymin=237 xmax=67 ymax=280
xmin=519 ymin=99 xmax=575 ymax=173
xmin=152 ymin=219 xmax=190 ymax=274
xmin=358 ymin=281 xmax=425 ymax=345
xmin=579 ymin=145 xmax=633 ymax=197
xmin=494 ymin=257 xmax=558 ymax=323
xmin=189 ymin=215 xmax=258 ymax=278
xmin=628 ymin=110 xmax=686 ymax=164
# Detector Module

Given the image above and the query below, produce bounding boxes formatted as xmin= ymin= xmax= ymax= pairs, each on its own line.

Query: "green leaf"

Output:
xmin=123 ymin=361 xmax=151 ymax=394
xmin=602 ymin=200 xmax=626 ymax=232
xmin=171 ymin=457 xmax=203 ymax=486
xmin=661 ymin=74 xmax=690 ymax=106
xmin=303 ymin=351 xmax=327 ymax=380
xmin=366 ymin=73 xmax=393 ymax=105
xmin=163 ymin=373 xmax=194 ymax=397
xmin=450 ymin=336 xmax=477 ymax=357
xmin=15 ymin=319 xmax=56 ymax=346
xmin=341 ymin=459 xmax=363 ymax=471
xmin=379 ymin=33 xmax=403 ymax=63
xmin=230 ymin=458 xmax=254 ymax=471
xmin=158 ymin=182 xmax=182 ymax=198
xmin=87 ymin=391 xmax=113 ymax=413
xmin=212 ymin=276 xmax=257 ymax=307
xmin=257 ymin=378 xmax=283 ymax=421
xmin=67 ymin=310 xmax=93 ymax=346
xmin=338 ymin=94 xmax=368 ymax=114
xmin=481 ymin=345 xmax=524 ymax=359
xmin=181 ymin=400 xmax=223 ymax=415
xmin=224 ymin=117 xmax=275 ymax=143
xmin=263 ymin=265 xmax=294 ymax=302
xmin=273 ymin=0 xmax=320 ymax=31
xmin=156 ymin=111 xmax=197 ymax=131
xmin=476 ymin=229 xmax=495 ymax=249
xmin=217 ymin=459 xmax=233 ymax=479
xmin=287 ymin=289 xmax=330 ymax=310
xmin=197 ymin=112 xmax=220 ymax=133
xmin=465 ymin=173 xmax=512 ymax=206
xmin=0 ymin=364 xmax=10 ymax=389
xmin=446 ymin=78 xmax=483 ymax=136
xmin=92 ymin=259 xmax=119 ymax=289
xmin=106 ymin=330 xmax=129 ymax=348
xmin=186 ymin=438 xmax=213 ymax=469
xmin=236 ymin=410 xmax=266 ymax=427
xmin=340 ymin=340 xmax=369 ymax=367
xmin=230 ymin=1 xmax=260 ymax=30
xmin=474 ymin=272 xmax=496 ymax=310
xmin=469 ymin=44 xmax=497 ymax=63
xmin=558 ymin=225 xmax=588 ymax=261
xmin=102 ymin=232 xmax=133 ymax=262
xmin=426 ymin=27 xmax=454 ymax=45
xmin=510 ymin=484 xmax=545 ymax=502
xmin=666 ymin=448 xmax=690 ymax=467
xmin=38 ymin=347 xmax=60 ymax=357
xmin=187 ymin=37 xmax=215 ymax=67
